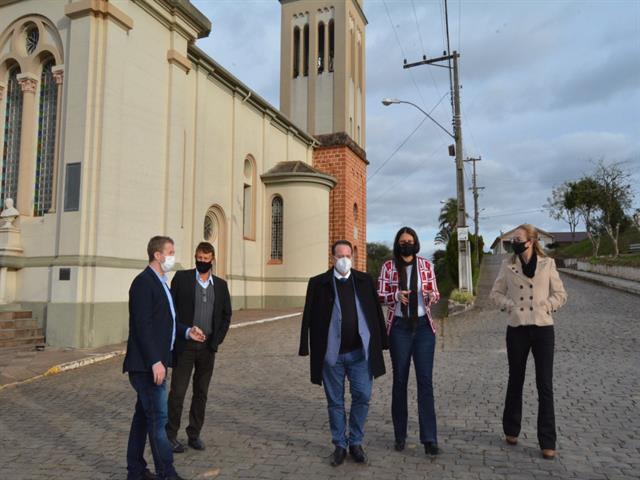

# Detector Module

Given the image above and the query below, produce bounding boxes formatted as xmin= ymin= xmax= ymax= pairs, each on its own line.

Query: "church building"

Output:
xmin=0 ymin=0 xmax=367 ymax=348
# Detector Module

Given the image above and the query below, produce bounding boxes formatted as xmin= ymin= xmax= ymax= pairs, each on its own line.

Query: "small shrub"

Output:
xmin=449 ymin=289 xmax=475 ymax=305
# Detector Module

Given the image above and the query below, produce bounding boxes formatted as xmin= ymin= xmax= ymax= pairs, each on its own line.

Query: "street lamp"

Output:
xmin=381 ymin=96 xmax=473 ymax=294
xmin=381 ymin=98 xmax=454 ymax=139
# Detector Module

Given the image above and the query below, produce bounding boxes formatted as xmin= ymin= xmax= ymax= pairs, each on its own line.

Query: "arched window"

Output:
xmin=34 ymin=58 xmax=58 ymax=216
xmin=303 ymin=24 xmax=309 ymax=77
xmin=353 ymin=245 xmax=358 ymax=269
xmin=328 ymin=20 xmax=335 ymax=72
xmin=293 ymin=26 xmax=300 ymax=78
xmin=243 ymin=156 xmax=256 ymax=240
xmin=317 ymin=22 xmax=325 ymax=74
xmin=1 ymin=66 xmax=23 ymax=206
xmin=271 ymin=196 xmax=283 ymax=261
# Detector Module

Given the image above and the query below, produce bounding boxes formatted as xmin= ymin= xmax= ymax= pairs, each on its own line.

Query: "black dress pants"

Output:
xmin=167 ymin=342 xmax=216 ymax=441
xmin=503 ymin=325 xmax=556 ymax=450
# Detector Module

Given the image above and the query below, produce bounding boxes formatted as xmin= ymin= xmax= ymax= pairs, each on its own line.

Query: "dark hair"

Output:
xmin=147 ymin=236 xmax=174 ymax=263
xmin=393 ymin=226 xmax=420 ymax=262
xmin=331 ymin=239 xmax=353 ymax=255
xmin=195 ymin=241 xmax=215 ymax=257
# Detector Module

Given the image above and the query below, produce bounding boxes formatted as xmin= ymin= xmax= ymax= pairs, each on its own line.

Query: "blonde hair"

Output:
xmin=511 ymin=223 xmax=546 ymax=261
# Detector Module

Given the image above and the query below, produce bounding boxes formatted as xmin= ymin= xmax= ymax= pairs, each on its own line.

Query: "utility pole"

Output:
xmin=464 ymin=156 xmax=485 ymax=267
xmin=404 ymin=51 xmax=473 ymax=294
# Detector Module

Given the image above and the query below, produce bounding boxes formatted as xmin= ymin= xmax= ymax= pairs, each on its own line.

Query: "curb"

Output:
xmin=0 ymin=312 xmax=302 ymax=391
xmin=447 ymin=299 xmax=475 ymax=317
xmin=558 ymin=268 xmax=640 ymax=296
xmin=0 ymin=350 xmax=125 ymax=391
xmin=229 ymin=312 xmax=301 ymax=329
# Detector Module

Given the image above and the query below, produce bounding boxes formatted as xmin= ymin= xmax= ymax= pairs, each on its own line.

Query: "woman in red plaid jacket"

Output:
xmin=377 ymin=226 xmax=441 ymax=455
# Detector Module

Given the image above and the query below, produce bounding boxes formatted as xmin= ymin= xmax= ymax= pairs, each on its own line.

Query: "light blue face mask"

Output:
xmin=334 ymin=256 xmax=352 ymax=275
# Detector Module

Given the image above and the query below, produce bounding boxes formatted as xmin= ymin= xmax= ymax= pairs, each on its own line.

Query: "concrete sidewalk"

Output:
xmin=558 ymin=268 xmax=640 ymax=295
xmin=0 ymin=308 xmax=302 ymax=390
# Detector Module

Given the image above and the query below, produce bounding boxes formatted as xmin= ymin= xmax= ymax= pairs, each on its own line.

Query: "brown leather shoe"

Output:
xmin=505 ymin=435 xmax=518 ymax=445
xmin=542 ymin=449 xmax=556 ymax=459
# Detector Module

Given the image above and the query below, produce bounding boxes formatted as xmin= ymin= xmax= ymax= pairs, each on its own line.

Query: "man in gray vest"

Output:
xmin=166 ymin=242 xmax=232 ymax=453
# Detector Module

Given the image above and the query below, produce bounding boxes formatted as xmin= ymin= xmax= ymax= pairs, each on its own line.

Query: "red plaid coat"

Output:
xmin=377 ymin=256 xmax=440 ymax=334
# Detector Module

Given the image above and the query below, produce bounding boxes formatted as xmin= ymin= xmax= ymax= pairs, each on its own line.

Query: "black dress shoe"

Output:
xmin=349 ymin=444 xmax=368 ymax=463
xmin=169 ymin=438 xmax=185 ymax=453
xmin=424 ymin=442 xmax=440 ymax=455
xmin=394 ymin=439 xmax=405 ymax=451
xmin=188 ymin=437 xmax=205 ymax=451
xmin=330 ymin=446 xmax=347 ymax=466
xmin=142 ymin=470 xmax=157 ymax=480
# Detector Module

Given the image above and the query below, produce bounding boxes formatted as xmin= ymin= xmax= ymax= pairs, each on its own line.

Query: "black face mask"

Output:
xmin=399 ymin=243 xmax=417 ymax=256
xmin=512 ymin=241 xmax=528 ymax=255
xmin=195 ymin=260 xmax=212 ymax=273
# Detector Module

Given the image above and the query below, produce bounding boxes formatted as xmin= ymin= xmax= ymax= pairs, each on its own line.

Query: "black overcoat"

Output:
xmin=299 ymin=268 xmax=388 ymax=385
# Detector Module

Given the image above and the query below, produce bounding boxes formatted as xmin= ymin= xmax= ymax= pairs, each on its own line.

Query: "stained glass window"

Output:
xmin=26 ymin=26 xmax=39 ymax=55
xmin=34 ymin=59 xmax=58 ymax=216
xmin=271 ymin=196 xmax=283 ymax=261
xmin=1 ymin=66 xmax=23 ymax=207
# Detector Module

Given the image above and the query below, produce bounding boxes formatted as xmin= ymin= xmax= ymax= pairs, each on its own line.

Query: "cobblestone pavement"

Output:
xmin=0 ymin=257 xmax=638 ymax=479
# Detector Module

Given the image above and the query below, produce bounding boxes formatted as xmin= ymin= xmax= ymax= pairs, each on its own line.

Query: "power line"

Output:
xmin=410 ymin=1 xmax=445 ymax=99
xmin=369 ymin=91 xmax=450 ymax=181
xmin=411 ymin=0 xmax=427 ymax=55
xmin=481 ymin=208 xmax=545 ymax=219
xmin=382 ymin=0 xmax=429 ymax=108
xmin=368 ymin=117 xmax=427 ymax=181
xmin=369 ymin=138 xmax=449 ymax=204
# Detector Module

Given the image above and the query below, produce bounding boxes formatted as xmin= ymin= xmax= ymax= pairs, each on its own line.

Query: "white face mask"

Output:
xmin=160 ymin=255 xmax=176 ymax=272
xmin=334 ymin=257 xmax=352 ymax=275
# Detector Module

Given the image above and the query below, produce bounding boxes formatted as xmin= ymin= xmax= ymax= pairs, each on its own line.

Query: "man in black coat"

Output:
xmin=166 ymin=242 xmax=232 ymax=453
xmin=299 ymin=240 xmax=387 ymax=466
xmin=123 ymin=236 xmax=206 ymax=480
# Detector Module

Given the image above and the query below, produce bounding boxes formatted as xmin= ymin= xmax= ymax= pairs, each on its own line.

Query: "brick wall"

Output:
xmin=313 ymin=140 xmax=368 ymax=271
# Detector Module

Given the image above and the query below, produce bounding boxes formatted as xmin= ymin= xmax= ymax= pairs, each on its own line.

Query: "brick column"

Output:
xmin=313 ymin=132 xmax=368 ymax=271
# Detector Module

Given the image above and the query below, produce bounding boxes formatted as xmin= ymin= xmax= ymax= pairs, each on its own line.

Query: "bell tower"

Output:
xmin=279 ymin=0 xmax=368 ymax=270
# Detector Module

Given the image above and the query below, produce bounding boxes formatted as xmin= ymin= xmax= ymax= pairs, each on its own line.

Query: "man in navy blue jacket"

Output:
xmin=123 ymin=236 xmax=205 ymax=480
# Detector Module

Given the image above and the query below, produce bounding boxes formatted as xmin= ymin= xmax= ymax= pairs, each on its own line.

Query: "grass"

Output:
xmin=449 ymin=289 xmax=475 ymax=305
xmin=588 ymin=254 xmax=640 ymax=268
xmin=552 ymin=228 xmax=640 ymax=259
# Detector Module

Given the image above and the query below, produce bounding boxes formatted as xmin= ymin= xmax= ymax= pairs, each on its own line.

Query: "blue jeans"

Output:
xmin=127 ymin=372 xmax=177 ymax=480
xmin=389 ymin=316 xmax=437 ymax=444
xmin=322 ymin=348 xmax=373 ymax=449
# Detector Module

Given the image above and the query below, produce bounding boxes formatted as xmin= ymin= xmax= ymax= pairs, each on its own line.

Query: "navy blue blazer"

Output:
xmin=123 ymin=266 xmax=188 ymax=373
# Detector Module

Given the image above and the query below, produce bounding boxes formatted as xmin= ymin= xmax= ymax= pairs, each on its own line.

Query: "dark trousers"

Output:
xmin=127 ymin=372 xmax=176 ymax=480
xmin=389 ymin=316 xmax=437 ymax=445
xmin=503 ymin=325 xmax=556 ymax=450
xmin=166 ymin=342 xmax=216 ymax=441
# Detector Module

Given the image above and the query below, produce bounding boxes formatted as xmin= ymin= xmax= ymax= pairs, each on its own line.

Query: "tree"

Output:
xmin=572 ymin=177 xmax=603 ymax=257
xmin=592 ymin=160 xmax=633 ymax=257
xmin=366 ymin=242 xmax=393 ymax=279
xmin=545 ymin=181 xmax=580 ymax=235
xmin=435 ymin=198 xmax=458 ymax=245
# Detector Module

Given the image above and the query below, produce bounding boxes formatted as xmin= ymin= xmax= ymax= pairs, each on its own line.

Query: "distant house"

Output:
xmin=490 ymin=226 xmax=554 ymax=255
xmin=546 ymin=231 xmax=589 ymax=249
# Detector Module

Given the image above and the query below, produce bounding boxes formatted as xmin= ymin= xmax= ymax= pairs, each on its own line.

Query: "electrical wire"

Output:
xmin=382 ymin=0 xmax=429 ymax=108
xmin=369 ymin=91 xmax=450 ymax=181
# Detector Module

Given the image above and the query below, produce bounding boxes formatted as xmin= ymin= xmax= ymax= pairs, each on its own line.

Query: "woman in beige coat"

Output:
xmin=490 ymin=224 xmax=567 ymax=460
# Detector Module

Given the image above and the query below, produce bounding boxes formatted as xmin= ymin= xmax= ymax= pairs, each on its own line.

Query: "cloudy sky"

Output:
xmin=192 ymin=0 xmax=640 ymax=255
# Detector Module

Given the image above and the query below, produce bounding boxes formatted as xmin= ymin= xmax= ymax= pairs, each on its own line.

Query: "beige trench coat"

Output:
xmin=490 ymin=255 xmax=567 ymax=327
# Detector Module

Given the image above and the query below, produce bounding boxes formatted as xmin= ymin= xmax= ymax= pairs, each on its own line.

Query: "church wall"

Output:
xmin=0 ymin=0 xmax=335 ymax=347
